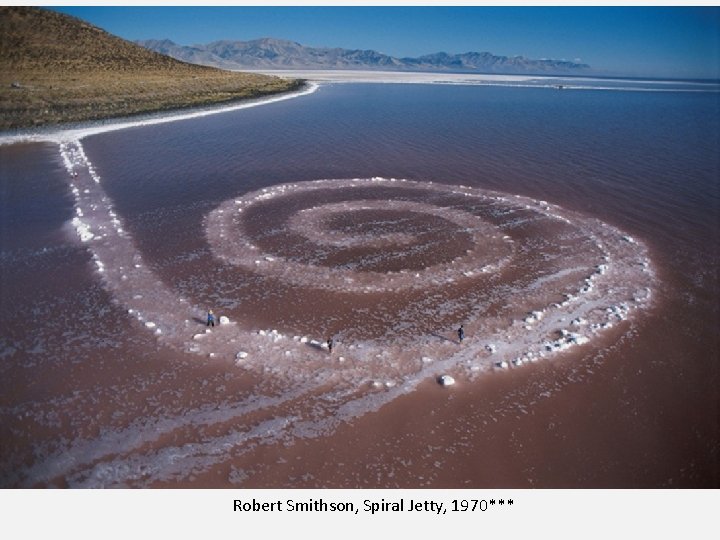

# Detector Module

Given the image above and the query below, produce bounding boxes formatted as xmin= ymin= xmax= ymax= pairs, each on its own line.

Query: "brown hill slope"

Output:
xmin=0 ymin=7 xmax=302 ymax=130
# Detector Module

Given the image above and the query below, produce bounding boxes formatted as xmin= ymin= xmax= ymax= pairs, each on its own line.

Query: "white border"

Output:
xmin=3 ymin=489 xmax=720 ymax=539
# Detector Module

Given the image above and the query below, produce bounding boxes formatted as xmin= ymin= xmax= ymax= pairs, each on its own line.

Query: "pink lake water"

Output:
xmin=0 ymin=83 xmax=718 ymax=487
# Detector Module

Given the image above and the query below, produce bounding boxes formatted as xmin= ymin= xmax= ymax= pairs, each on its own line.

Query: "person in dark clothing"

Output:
xmin=458 ymin=325 xmax=464 ymax=343
xmin=207 ymin=309 xmax=215 ymax=327
xmin=327 ymin=337 xmax=333 ymax=354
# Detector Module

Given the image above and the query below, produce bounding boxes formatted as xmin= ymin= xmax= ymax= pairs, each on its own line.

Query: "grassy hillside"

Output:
xmin=0 ymin=7 xmax=302 ymax=130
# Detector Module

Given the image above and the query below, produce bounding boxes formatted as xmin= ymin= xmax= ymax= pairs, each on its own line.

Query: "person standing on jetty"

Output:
xmin=458 ymin=325 xmax=465 ymax=343
xmin=207 ymin=309 xmax=215 ymax=327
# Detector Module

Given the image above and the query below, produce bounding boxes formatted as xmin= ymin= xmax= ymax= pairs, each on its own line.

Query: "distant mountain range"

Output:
xmin=136 ymin=37 xmax=591 ymax=75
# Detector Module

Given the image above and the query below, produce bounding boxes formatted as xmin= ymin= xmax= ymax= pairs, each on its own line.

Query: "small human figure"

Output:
xmin=327 ymin=337 xmax=333 ymax=354
xmin=207 ymin=309 xmax=215 ymax=327
xmin=458 ymin=325 xmax=464 ymax=343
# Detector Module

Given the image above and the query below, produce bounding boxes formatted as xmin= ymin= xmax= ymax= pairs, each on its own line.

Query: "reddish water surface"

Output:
xmin=0 ymin=84 xmax=718 ymax=487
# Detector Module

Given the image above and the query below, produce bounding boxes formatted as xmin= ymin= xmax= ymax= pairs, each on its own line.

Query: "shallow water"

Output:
xmin=0 ymin=83 xmax=718 ymax=487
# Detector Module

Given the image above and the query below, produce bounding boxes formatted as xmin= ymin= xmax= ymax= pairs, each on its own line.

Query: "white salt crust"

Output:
xmin=35 ymin=139 xmax=658 ymax=488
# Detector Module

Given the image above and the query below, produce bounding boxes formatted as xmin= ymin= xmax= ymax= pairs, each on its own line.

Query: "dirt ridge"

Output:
xmin=0 ymin=7 xmax=302 ymax=130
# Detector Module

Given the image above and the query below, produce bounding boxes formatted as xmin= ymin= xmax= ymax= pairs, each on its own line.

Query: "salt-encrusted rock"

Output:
xmin=565 ymin=332 xmax=583 ymax=344
xmin=219 ymin=316 xmax=230 ymax=325
xmin=236 ymin=351 xmax=248 ymax=360
xmin=495 ymin=360 xmax=509 ymax=369
xmin=144 ymin=321 xmax=156 ymax=329
xmin=485 ymin=344 xmax=497 ymax=353
xmin=421 ymin=356 xmax=433 ymax=363
xmin=438 ymin=375 xmax=455 ymax=386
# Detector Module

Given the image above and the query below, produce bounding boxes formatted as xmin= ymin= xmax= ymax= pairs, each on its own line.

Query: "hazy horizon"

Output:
xmin=47 ymin=5 xmax=720 ymax=80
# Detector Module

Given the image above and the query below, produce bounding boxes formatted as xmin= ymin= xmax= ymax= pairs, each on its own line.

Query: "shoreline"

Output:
xmin=2 ymin=77 xmax=716 ymax=490
xmin=242 ymin=69 xmax=720 ymax=85
xmin=2 ymin=69 xmax=716 ymax=148
xmin=0 ymin=81 xmax=318 ymax=146
xmin=242 ymin=69 xmax=720 ymax=93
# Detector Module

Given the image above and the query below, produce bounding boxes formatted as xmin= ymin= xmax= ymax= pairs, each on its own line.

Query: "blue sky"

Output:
xmin=51 ymin=6 xmax=720 ymax=79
